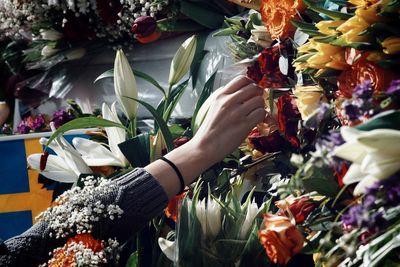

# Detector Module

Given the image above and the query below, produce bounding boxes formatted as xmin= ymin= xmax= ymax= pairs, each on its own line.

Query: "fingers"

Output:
xmin=229 ymin=83 xmax=263 ymax=104
xmin=246 ymin=107 xmax=267 ymax=127
xmin=221 ymin=75 xmax=254 ymax=94
xmin=240 ymin=95 xmax=265 ymax=116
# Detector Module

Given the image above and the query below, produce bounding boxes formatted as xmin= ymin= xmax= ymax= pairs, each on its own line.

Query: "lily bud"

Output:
xmin=41 ymin=45 xmax=60 ymax=58
xmin=114 ymin=49 xmax=138 ymax=120
xmin=195 ymin=197 xmax=221 ymax=240
xmin=131 ymin=16 xmax=157 ymax=37
xmin=168 ymin=35 xmax=197 ymax=86
xmin=249 ymin=25 xmax=273 ymax=48
xmin=40 ymin=28 xmax=63 ymax=41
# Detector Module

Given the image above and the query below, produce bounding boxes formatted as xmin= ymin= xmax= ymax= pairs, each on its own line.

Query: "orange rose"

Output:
xmin=337 ymin=53 xmax=399 ymax=98
xmin=259 ymin=214 xmax=304 ymax=265
xmin=260 ymin=0 xmax=305 ymax=40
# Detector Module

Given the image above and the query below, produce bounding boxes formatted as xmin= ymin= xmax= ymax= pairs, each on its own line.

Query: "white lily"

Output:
xmin=195 ymin=197 xmax=221 ymax=240
xmin=239 ymin=200 xmax=263 ymax=239
xmin=158 ymin=238 xmax=176 ymax=262
xmin=27 ymin=123 xmax=92 ymax=183
xmin=248 ymin=25 xmax=273 ymax=48
xmin=114 ymin=49 xmax=138 ymax=121
xmin=73 ymin=102 xmax=128 ymax=167
xmin=334 ymin=127 xmax=400 ymax=195
xmin=41 ymin=45 xmax=60 ymax=58
xmin=168 ymin=35 xmax=197 ymax=86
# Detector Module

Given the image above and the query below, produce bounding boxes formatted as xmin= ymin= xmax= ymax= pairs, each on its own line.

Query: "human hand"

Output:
xmin=146 ymin=75 xmax=265 ymax=197
xmin=190 ymin=75 xmax=266 ymax=165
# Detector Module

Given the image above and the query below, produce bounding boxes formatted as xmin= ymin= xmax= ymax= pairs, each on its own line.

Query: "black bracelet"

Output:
xmin=160 ymin=156 xmax=185 ymax=195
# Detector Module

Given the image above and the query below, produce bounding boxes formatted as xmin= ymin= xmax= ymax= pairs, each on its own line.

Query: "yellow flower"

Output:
xmin=382 ymin=36 xmax=400 ymax=54
xmin=294 ymin=85 xmax=324 ymax=119
xmin=336 ymin=15 xmax=369 ymax=43
xmin=306 ymin=42 xmax=347 ymax=70
xmin=315 ymin=20 xmax=344 ymax=36
xmin=355 ymin=1 xmax=386 ymax=24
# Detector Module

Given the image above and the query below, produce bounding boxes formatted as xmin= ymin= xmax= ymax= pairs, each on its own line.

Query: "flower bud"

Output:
xmin=114 ymin=49 xmax=138 ymax=120
xmin=131 ymin=16 xmax=157 ymax=37
xmin=41 ymin=45 xmax=60 ymax=58
xmin=40 ymin=28 xmax=63 ymax=41
xmin=168 ymin=35 xmax=197 ymax=86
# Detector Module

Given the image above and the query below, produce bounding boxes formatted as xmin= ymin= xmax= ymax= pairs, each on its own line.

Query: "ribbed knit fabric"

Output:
xmin=0 ymin=168 xmax=168 ymax=267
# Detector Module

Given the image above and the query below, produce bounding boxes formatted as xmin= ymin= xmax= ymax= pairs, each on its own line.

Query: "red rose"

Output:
xmin=276 ymin=93 xmax=301 ymax=148
xmin=247 ymin=128 xmax=284 ymax=153
xmin=131 ymin=16 xmax=157 ymax=37
xmin=247 ymin=61 xmax=263 ymax=84
xmin=276 ymin=195 xmax=316 ymax=224
xmin=258 ymin=45 xmax=288 ymax=88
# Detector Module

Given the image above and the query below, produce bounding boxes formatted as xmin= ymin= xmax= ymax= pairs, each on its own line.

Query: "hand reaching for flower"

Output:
xmin=145 ymin=75 xmax=266 ymax=198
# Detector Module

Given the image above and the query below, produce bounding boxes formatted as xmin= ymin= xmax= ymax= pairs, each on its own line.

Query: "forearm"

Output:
xmin=145 ymin=140 xmax=214 ymax=198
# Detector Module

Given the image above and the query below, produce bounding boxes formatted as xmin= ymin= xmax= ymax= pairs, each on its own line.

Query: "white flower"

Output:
xmin=41 ymin=45 xmax=60 ymax=58
xmin=114 ymin=49 xmax=138 ymax=120
xmin=168 ymin=35 xmax=197 ymax=86
xmin=158 ymin=238 xmax=176 ymax=262
xmin=73 ymin=102 xmax=128 ymax=167
xmin=195 ymin=197 xmax=221 ymax=240
xmin=334 ymin=127 xmax=400 ymax=195
xmin=40 ymin=29 xmax=63 ymax=41
xmin=239 ymin=201 xmax=262 ymax=239
xmin=248 ymin=25 xmax=273 ymax=48
xmin=27 ymin=123 xmax=92 ymax=183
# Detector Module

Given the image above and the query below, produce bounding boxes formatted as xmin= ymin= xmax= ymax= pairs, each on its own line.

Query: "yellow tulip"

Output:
xmin=294 ymin=85 xmax=324 ymax=119
xmin=336 ymin=15 xmax=369 ymax=43
xmin=355 ymin=2 xmax=385 ymax=24
xmin=382 ymin=36 xmax=400 ymax=54
xmin=306 ymin=43 xmax=346 ymax=70
xmin=315 ymin=20 xmax=344 ymax=36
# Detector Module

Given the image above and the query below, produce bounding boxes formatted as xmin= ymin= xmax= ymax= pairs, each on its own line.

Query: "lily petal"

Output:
xmin=334 ymin=141 xmax=366 ymax=164
xmin=353 ymin=175 xmax=379 ymax=196
xmin=102 ymin=102 xmax=128 ymax=167
xmin=158 ymin=238 xmax=176 ymax=262
xmin=73 ymin=137 xmax=126 ymax=167
xmin=27 ymin=154 xmax=78 ymax=183
xmin=342 ymin=163 xmax=364 ymax=185
xmin=361 ymin=153 xmax=400 ymax=180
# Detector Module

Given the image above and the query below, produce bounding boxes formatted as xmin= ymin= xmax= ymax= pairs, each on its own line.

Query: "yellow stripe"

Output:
xmin=0 ymin=138 xmax=53 ymax=224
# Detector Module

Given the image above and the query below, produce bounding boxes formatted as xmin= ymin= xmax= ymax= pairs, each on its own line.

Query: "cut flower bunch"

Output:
xmin=18 ymin=0 xmax=400 ymax=266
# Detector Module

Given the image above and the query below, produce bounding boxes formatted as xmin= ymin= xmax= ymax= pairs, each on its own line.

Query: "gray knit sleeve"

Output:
xmin=0 ymin=168 xmax=168 ymax=266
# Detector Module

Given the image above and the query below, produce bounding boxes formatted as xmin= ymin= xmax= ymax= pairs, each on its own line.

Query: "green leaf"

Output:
xmin=303 ymin=0 xmax=353 ymax=20
xmin=124 ymin=96 xmax=174 ymax=152
xmin=157 ymin=18 xmax=205 ymax=32
xmin=359 ymin=22 xmax=400 ymax=37
xmin=191 ymin=32 xmax=209 ymax=89
xmin=46 ymin=117 xmax=127 ymax=148
xmin=356 ymin=110 xmax=400 ymax=131
xmin=291 ymin=20 xmax=318 ymax=32
xmin=213 ymin=27 xmax=240 ymax=37
xmin=94 ymin=68 xmax=166 ymax=97
xmin=163 ymin=80 xmax=190 ymax=122
xmin=169 ymin=124 xmax=186 ymax=139
xmin=118 ymin=133 xmax=150 ymax=167
xmin=180 ymin=1 xmax=225 ymax=29
xmin=94 ymin=69 xmax=113 ymax=83
xmin=125 ymin=251 xmax=138 ymax=267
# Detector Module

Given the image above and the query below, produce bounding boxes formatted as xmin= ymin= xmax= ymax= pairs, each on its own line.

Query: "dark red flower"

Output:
xmin=247 ymin=129 xmax=284 ymax=153
xmin=131 ymin=16 xmax=157 ymax=37
xmin=257 ymin=45 xmax=288 ymax=88
xmin=174 ymin=136 xmax=190 ymax=148
xmin=63 ymin=12 xmax=95 ymax=41
xmin=247 ymin=61 xmax=263 ymax=84
xmin=276 ymin=93 xmax=301 ymax=148
xmin=276 ymin=196 xmax=316 ymax=224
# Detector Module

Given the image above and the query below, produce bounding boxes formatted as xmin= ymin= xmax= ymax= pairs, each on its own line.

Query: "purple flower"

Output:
xmin=344 ymin=103 xmax=360 ymax=121
xmin=387 ymin=79 xmax=400 ymax=97
xmin=353 ymin=80 xmax=373 ymax=99
xmin=342 ymin=205 xmax=363 ymax=227
xmin=17 ymin=122 xmax=31 ymax=134
xmin=51 ymin=109 xmax=74 ymax=128
xmin=32 ymin=114 xmax=46 ymax=131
